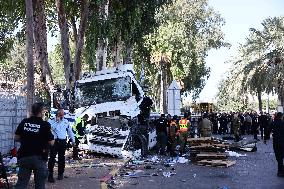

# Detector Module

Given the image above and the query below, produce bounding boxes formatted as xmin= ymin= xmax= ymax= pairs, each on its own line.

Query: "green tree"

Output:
xmin=137 ymin=0 xmax=228 ymax=106
xmin=217 ymin=16 xmax=284 ymax=112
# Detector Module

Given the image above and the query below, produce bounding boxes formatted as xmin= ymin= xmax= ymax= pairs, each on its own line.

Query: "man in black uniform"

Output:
xmin=219 ymin=113 xmax=228 ymax=134
xmin=259 ymin=112 xmax=269 ymax=140
xmin=270 ymin=112 xmax=284 ymax=177
xmin=251 ymin=112 xmax=259 ymax=140
xmin=156 ymin=114 xmax=168 ymax=155
xmin=15 ymin=102 xmax=55 ymax=189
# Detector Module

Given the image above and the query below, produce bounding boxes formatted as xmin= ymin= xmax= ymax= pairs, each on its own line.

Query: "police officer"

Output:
xmin=15 ymin=102 xmax=55 ymax=189
xmin=72 ymin=114 xmax=89 ymax=159
xmin=48 ymin=109 xmax=76 ymax=183
xmin=178 ymin=116 xmax=189 ymax=155
xmin=156 ymin=114 xmax=168 ymax=155
xmin=168 ymin=116 xmax=178 ymax=156
xmin=270 ymin=112 xmax=284 ymax=177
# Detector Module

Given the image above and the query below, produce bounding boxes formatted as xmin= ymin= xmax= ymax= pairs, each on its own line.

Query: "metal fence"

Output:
xmin=0 ymin=93 xmax=26 ymax=154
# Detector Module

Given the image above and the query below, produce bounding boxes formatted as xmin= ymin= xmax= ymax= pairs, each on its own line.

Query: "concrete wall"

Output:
xmin=0 ymin=93 xmax=26 ymax=154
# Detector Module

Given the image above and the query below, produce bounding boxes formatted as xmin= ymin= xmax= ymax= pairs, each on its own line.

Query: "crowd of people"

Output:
xmin=206 ymin=112 xmax=272 ymax=141
xmin=154 ymin=111 xmax=274 ymax=158
xmin=154 ymin=110 xmax=284 ymax=177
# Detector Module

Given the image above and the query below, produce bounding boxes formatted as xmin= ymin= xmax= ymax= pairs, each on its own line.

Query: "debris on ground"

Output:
xmin=225 ymin=151 xmax=246 ymax=157
xmin=229 ymin=139 xmax=257 ymax=152
xmin=162 ymin=172 xmax=176 ymax=177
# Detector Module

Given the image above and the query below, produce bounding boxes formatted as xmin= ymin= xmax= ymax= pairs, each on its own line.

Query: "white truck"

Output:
xmin=67 ymin=64 xmax=157 ymax=158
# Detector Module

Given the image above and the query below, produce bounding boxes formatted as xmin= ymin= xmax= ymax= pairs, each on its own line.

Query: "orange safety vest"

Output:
xmin=169 ymin=121 xmax=177 ymax=137
xmin=179 ymin=118 xmax=189 ymax=132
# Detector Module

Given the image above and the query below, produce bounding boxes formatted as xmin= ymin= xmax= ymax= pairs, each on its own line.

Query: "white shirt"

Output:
xmin=48 ymin=118 xmax=75 ymax=143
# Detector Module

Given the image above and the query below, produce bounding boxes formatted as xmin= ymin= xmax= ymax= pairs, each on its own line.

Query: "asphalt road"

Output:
xmin=113 ymin=135 xmax=284 ymax=189
xmin=9 ymin=135 xmax=284 ymax=189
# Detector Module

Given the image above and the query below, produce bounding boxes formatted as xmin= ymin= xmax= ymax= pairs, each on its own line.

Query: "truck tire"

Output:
xmin=131 ymin=134 xmax=148 ymax=157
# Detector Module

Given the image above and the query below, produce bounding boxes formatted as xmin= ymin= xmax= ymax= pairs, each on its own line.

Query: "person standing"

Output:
xmin=168 ymin=117 xmax=178 ymax=156
xmin=198 ymin=114 xmax=212 ymax=137
xmin=15 ymin=102 xmax=54 ymax=189
xmin=231 ymin=113 xmax=241 ymax=142
xmin=178 ymin=116 xmax=189 ymax=155
xmin=251 ymin=112 xmax=259 ymax=140
xmin=270 ymin=112 xmax=284 ymax=177
xmin=219 ymin=113 xmax=228 ymax=134
xmin=48 ymin=109 xmax=76 ymax=183
xmin=239 ymin=113 xmax=245 ymax=135
xmin=211 ymin=113 xmax=218 ymax=134
xmin=72 ymin=114 xmax=89 ymax=160
xmin=243 ymin=113 xmax=252 ymax=135
xmin=259 ymin=112 xmax=269 ymax=140
xmin=155 ymin=114 xmax=168 ymax=155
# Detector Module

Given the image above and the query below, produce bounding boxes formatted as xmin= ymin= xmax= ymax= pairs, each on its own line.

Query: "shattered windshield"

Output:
xmin=75 ymin=76 xmax=132 ymax=107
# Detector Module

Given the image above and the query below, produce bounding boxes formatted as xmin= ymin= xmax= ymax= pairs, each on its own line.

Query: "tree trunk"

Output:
xmin=33 ymin=0 xmax=54 ymax=90
xmin=277 ymin=88 xmax=284 ymax=112
xmin=96 ymin=0 xmax=109 ymax=71
xmin=25 ymin=0 xmax=35 ymax=116
xmin=70 ymin=16 xmax=78 ymax=45
xmin=257 ymin=91 xmax=262 ymax=112
xmin=55 ymin=0 xmax=72 ymax=90
xmin=74 ymin=0 xmax=89 ymax=80
xmin=160 ymin=57 xmax=167 ymax=114
xmin=113 ymin=34 xmax=121 ymax=67
xmin=125 ymin=43 xmax=133 ymax=64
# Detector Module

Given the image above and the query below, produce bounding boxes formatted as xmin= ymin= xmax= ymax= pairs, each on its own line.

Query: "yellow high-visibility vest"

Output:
xmin=179 ymin=119 xmax=189 ymax=131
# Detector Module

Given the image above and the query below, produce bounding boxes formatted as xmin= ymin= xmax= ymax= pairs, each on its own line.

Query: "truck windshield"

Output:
xmin=75 ymin=76 xmax=132 ymax=107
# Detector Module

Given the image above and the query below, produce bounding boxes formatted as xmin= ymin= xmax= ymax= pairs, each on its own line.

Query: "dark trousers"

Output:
xmin=252 ymin=124 xmax=258 ymax=140
xmin=15 ymin=156 xmax=48 ymax=189
xmin=212 ymin=124 xmax=218 ymax=134
xmin=273 ymin=142 xmax=284 ymax=173
xmin=260 ymin=125 xmax=270 ymax=140
xmin=260 ymin=125 xmax=265 ymax=139
xmin=48 ymin=139 xmax=66 ymax=176
xmin=168 ymin=136 xmax=177 ymax=156
xmin=240 ymin=123 xmax=246 ymax=135
xmin=219 ymin=124 xmax=227 ymax=134
xmin=179 ymin=131 xmax=188 ymax=154
xmin=245 ymin=122 xmax=252 ymax=134
xmin=73 ymin=137 xmax=80 ymax=158
xmin=277 ymin=158 xmax=283 ymax=173
xmin=156 ymin=132 xmax=167 ymax=154
xmin=234 ymin=134 xmax=240 ymax=142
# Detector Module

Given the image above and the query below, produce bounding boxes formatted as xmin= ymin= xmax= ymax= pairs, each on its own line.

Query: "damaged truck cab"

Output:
xmin=73 ymin=64 xmax=156 ymax=158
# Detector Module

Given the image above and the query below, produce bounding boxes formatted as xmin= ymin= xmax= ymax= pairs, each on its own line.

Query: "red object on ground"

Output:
xmin=100 ymin=174 xmax=113 ymax=182
xmin=11 ymin=147 xmax=17 ymax=157
xmin=0 ymin=180 xmax=4 ymax=188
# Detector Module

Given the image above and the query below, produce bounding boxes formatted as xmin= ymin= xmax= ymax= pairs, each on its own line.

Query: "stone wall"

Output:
xmin=0 ymin=93 xmax=26 ymax=154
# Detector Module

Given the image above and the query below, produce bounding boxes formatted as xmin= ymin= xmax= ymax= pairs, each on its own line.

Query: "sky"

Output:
xmin=198 ymin=0 xmax=284 ymax=102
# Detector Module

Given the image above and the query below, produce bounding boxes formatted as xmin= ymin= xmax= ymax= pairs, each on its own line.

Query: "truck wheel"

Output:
xmin=131 ymin=134 xmax=148 ymax=157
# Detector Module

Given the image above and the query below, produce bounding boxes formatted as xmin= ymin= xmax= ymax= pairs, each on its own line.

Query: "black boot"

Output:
xmin=48 ymin=174 xmax=55 ymax=183
xmin=58 ymin=174 xmax=64 ymax=180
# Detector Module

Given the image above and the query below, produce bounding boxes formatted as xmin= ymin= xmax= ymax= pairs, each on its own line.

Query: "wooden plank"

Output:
xmin=188 ymin=137 xmax=212 ymax=142
xmin=197 ymin=159 xmax=236 ymax=167
xmin=190 ymin=144 xmax=229 ymax=149
xmin=196 ymin=153 xmax=227 ymax=160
